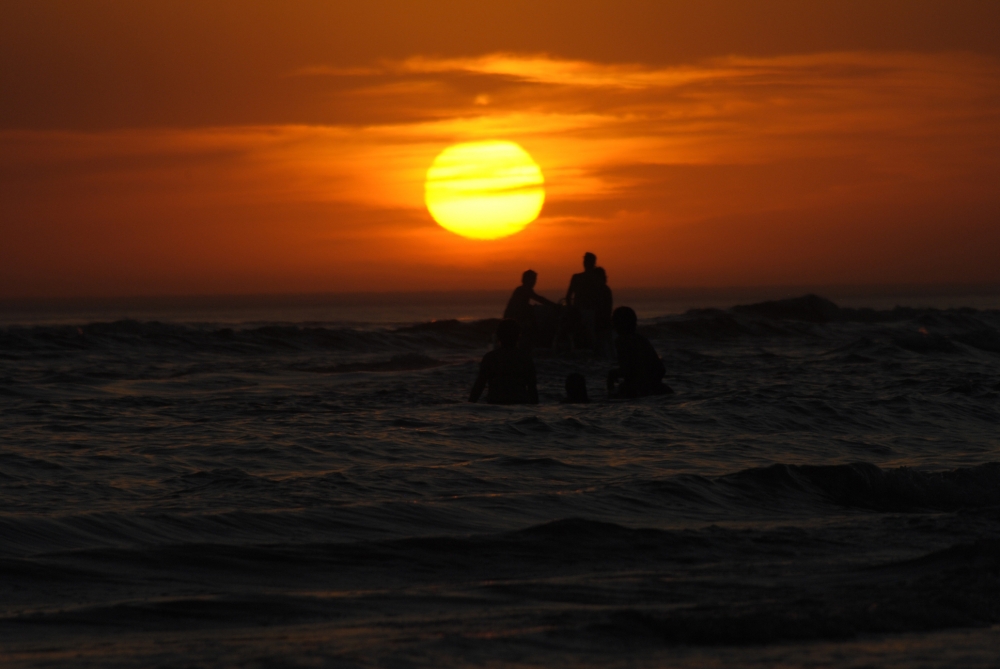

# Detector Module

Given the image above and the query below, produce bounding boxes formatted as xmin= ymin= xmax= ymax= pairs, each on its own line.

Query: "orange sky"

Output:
xmin=2 ymin=1 xmax=1000 ymax=298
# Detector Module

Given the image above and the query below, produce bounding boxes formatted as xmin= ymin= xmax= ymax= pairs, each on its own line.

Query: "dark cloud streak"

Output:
xmin=3 ymin=0 xmax=1000 ymax=130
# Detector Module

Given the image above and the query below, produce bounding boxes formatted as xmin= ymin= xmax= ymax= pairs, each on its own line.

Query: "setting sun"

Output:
xmin=424 ymin=140 xmax=545 ymax=240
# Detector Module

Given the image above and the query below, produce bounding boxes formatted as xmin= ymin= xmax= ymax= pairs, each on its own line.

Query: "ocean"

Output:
xmin=1 ymin=289 xmax=999 ymax=668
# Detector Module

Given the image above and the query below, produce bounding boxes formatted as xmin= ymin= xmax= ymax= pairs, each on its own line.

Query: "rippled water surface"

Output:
xmin=1 ymin=296 xmax=999 ymax=667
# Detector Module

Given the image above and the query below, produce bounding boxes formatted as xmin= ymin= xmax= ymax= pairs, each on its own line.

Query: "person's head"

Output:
xmin=612 ymin=306 xmax=637 ymax=335
xmin=521 ymin=269 xmax=537 ymax=288
xmin=583 ymin=252 xmax=597 ymax=270
xmin=593 ymin=267 xmax=607 ymax=285
xmin=565 ymin=373 xmax=589 ymax=403
xmin=496 ymin=318 xmax=521 ymax=348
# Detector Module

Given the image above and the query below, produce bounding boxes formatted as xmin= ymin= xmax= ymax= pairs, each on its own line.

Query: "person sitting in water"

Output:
xmin=503 ymin=269 xmax=558 ymax=349
xmin=593 ymin=267 xmax=613 ymax=357
xmin=606 ymin=306 xmax=671 ymax=398
xmin=469 ymin=319 xmax=539 ymax=405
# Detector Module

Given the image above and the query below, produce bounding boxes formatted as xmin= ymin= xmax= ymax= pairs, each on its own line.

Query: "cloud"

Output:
xmin=314 ymin=52 xmax=1000 ymax=211
xmin=2 ymin=51 xmax=999 ymax=296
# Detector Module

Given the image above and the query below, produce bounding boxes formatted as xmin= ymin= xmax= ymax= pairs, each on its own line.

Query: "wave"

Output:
xmin=295 ymin=353 xmax=446 ymax=373
xmin=731 ymin=293 xmax=993 ymax=326
xmin=717 ymin=461 xmax=1000 ymax=512
xmin=623 ymin=462 xmax=1000 ymax=516
xmin=644 ymin=296 xmax=1000 ymax=348
xmin=3 ymin=462 xmax=995 ymax=561
xmin=732 ymin=293 xmax=843 ymax=323
xmin=5 ymin=518 xmax=998 ymax=646
xmin=0 ymin=319 xmax=499 ymax=356
xmin=1 ymin=297 xmax=998 ymax=355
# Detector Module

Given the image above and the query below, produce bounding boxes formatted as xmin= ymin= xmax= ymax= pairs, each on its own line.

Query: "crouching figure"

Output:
xmin=606 ymin=306 xmax=672 ymax=399
xmin=470 ymin=319 xmax=539 ymax=405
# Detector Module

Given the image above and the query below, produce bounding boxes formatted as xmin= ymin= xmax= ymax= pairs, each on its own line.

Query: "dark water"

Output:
xmin=1 ymin=295 xmax=999 ymax=667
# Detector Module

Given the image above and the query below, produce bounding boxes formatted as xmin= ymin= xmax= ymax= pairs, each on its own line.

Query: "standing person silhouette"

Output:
xmin=503 ymin=270 xmax=557 ymax=350
xmin=593 ymin=267 xmax=613 ymax=357
xmin=469 ymin=320 xmax=539 ymax=405
xmin=606 ymin=306 xmax=671 ymax=398
xmin=564 ymin=252 xmax=599 ymax=350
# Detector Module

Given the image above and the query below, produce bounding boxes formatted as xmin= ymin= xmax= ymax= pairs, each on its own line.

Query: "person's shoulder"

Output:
xmin=635 ymin=332 xmax=655 ymax=347
xmin=623 ymin=332 xmax=653 ymax=350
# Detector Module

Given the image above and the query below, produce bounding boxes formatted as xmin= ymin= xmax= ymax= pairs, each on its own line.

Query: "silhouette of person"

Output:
xmin=593 ymin=267 xmax=613 ymax=357
xmin=563 ymin=372 xmax=589 ymax=403
xmin=606 ymin=306 xmax=671 ymax=398
xmin=469 ymin=319 xmax=539 ymax=405
xmin=564 ymin=252 xmax=599 ymax=349
xmin=503 ymin=270 xmax=557 ymax=350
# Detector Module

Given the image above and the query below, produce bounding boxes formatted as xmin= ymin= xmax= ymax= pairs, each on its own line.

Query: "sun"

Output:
xmin=425 ymin=141 xmax=545 ymax=240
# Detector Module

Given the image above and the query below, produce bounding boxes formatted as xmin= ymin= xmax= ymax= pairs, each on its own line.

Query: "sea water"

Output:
xmin=1 ymin=292 xmax=999 ymax=667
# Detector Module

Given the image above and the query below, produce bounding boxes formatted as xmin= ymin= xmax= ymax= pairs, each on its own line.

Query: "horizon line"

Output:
xmin=2 ymin=282 xmax=1000 ymax=307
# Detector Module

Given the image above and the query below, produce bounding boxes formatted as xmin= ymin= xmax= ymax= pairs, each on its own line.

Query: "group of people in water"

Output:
xmin=469 ymin=252 xmax=671 ymax=405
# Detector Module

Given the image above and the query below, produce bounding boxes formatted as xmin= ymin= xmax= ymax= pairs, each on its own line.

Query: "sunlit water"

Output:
xmin=1 ymin=294 xmax=998 ymax=667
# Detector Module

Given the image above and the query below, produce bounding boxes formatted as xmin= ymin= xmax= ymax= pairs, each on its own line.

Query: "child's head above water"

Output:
xmin=612 ymin=306 xmax=638 ymax=335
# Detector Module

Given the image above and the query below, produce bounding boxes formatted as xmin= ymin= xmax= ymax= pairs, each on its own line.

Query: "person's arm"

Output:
xmin=641 ymin=337 xmax=666 ymax=380
xmin=469 ymin=372 xmax=486 ymax=403
xmin=565 ymin=276 xmax=577 ymax=305
xmin=469 ymin=357 xmax=489 ymax=402
xmin=529 ymin=289 xmax=558 ymax=308
xmin=607 ymin=334 xmax=628 ymax=395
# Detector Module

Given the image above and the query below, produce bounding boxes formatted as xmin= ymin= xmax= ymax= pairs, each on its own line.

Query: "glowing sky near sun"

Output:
xmin=2 ymin=1 xmax=999 ymax=297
